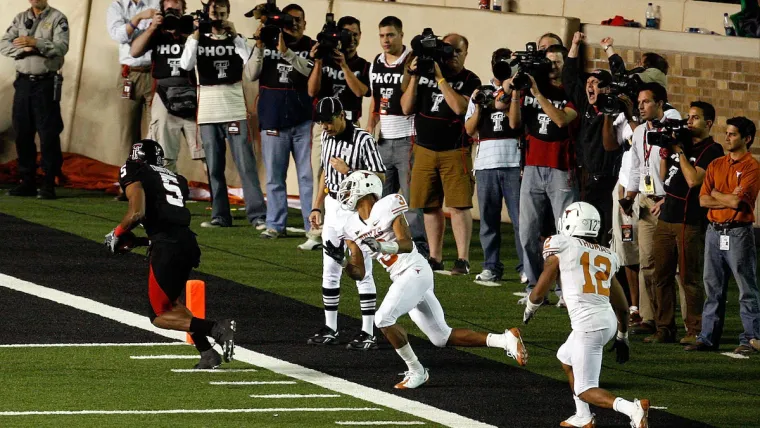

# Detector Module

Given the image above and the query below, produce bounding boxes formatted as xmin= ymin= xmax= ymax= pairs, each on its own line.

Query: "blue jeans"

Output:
xmin=475 ymin=168 xmax=523 ymax=278
xmin=378 ymin=137 xmax=426 ymax=242
xmin=261 ymin=121 xmax=313 ymax=232
xmin=200 ymin=121 xmax=266 ymax=226
xmin=698 ymin=224 xmax=760 ymax=347
xmin=519 ymin=166 xmax=579 ymax=287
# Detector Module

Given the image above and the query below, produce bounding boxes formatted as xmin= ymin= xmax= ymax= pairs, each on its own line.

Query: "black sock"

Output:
xmin=190 ymin=332 xmax=212 ymax=353
xmin=190 ymin=317 xmax=216 ymax=336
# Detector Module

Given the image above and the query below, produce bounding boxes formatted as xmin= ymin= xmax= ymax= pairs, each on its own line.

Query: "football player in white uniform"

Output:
xmin=523 ymin=202 xmax=650 ymax=428
xmin=324 ymin=171 xmax=528 ymax=389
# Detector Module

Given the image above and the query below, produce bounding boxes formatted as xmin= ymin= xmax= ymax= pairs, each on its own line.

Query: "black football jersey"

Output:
xmin=119 ymin=162 xmax=192 ymax=237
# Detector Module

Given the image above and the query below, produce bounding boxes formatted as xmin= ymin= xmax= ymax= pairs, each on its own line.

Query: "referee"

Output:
xmin=307 ymin=97 xmax=386 ymax=351
xmin=1 ymin=0 xmax=69 ymax=199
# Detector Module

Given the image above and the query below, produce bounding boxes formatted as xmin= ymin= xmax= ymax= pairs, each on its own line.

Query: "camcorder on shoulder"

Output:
xmin=648 ymin=118 xmax=692 ymax=151
xmin=315 ymin=13 xmax=352 ymax=60
xmin=188 ymin=1 xmax=215 ymax=34
xmin=509 ymin=42 xmax=552 ymax=91
xmin=246 ymin=0 xmax=295 ymax=49
xmin=472 ymin=84 xmax=498 ymax=108
xmin=161 ymin=6 xmax=195 ymax=34
xmin=410 ymin=28 xmax=454 ymax=76
xmin=596 ymin=67 xmax=645 ymax=115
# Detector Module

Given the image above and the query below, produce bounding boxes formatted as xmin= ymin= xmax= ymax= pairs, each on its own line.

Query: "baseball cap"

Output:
xmin=584 ymin=69 xmax=612 ymax=86
xmin=637 ymin=68 xmax=668 ymax=88
xmin=315 ymin=97 xmax=344 ymax=123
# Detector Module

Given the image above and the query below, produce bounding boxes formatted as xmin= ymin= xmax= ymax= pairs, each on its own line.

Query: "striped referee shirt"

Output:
xmin=321 ymin=122 xmax=386 ymax=193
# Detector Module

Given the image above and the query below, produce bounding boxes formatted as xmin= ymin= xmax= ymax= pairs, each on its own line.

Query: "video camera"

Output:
xmin=648 ymin=118 xmax=692 ymax=151
xmin=315 ymin=14 xmax=352 ymax=60
xmin=245 ymin=0 xmax=295 ymax=48
xmin=492 ymin=50 xmax=513 ymax=82
xmin=596 ymin=67 xmax=645 ymax=115
xmin=472 ymin=84 xmax=498 ymax=108
xmin=161 ymin=7 xmax=195 ymax=34
xmin=188 ymin=1 xmax=215 ymax=35
xmin=509 ymin=42 xmax=552 ymax=91
xmin=410 ymin=28 xmax=454 ymax=76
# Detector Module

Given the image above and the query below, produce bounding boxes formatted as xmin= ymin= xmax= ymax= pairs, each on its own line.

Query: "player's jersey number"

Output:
xmin=580 ymin=252 xmax=611 ymax=296
xmin=160 ymin=173 xmax=184 ymax=207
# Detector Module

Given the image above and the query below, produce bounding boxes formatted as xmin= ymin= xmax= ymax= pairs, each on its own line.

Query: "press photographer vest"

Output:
xmin=151 ymin=31 xmax=192 ymax=81
xmin=196 ymin=35 xmax=243 ymax=85
xmin=477 ymin=105 xmax=522 ymax=141
xmin=258 ymin=36 xmax=313 ymax=90
xmin=317 ymin=55 xmax=369 ymax=122
xmin=370 ymin=53 xmax=405 ymax=116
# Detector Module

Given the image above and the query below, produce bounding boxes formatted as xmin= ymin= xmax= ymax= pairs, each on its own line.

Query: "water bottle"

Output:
xmin=724 ymin=13 xmax=737 ymax=36
xmin=646 ymin=3 xmax=657 ymax=29
xmin=493 ymin=0 xmax=502 ymax=11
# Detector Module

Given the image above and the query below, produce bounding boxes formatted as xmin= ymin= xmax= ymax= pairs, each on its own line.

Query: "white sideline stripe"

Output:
xmin=336 ymin=422 xmax=425 ymax=426
xmin=130 ymin=355 xmax=197 ymax=360
xmin=720 ymin=352 xmax=750 ymax=359
xmin=210 ymin=381 xmax=297 ymax=385
xmin=651 ymin=406 xmax=669 ymax=410
xmin=0 ymin=342 xmax=187 ymax=348
xmin=171 ymin=369 xmax=258 ymax=373
xmin=0 ymin=408 xmax=382 ymax=416
xmin=512 ymin=292 xmax=528 ymax=297
xmin=250 ymin=394 xmax=341 ymax=398
xmin=0 ymin=273 xmax=495 ymax=428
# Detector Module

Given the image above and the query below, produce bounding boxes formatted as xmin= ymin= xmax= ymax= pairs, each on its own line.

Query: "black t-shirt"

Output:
xmin=315 ymin=54 xmax=370 ymax=122
xmin=661 ymin=137 xmax=724 ymax=225
xmin=196 ymin=35 xmax=243 ymax=85
xmin=149 ymin=30 xmax=194 ymax=83
xmin=119 ymin=162 xmax=192 ymax=237
xmin=258 ymin=35 xmax=314 ymax=90
xmin=414 ymin=68 xmax=480 ymax=151
xmin=477 ymin=104 xmax=522 ymax=140
xmin=370 ymin=51 xmax=406 ymax=116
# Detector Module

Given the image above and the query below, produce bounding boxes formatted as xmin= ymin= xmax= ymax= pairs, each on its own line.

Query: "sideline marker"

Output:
xmin=186 ymin=280 xmax=206 ymax=344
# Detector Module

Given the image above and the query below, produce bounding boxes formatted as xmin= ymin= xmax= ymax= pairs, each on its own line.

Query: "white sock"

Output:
xmin=613 ymin=397 xmax=635 ymax=418
xmin=487 ymin=332 xmax=516 ymax=350
xmin=396 ymin=344 xmax=424 ymax=373
xmin=574 ymin=395 xmax=592 ymax=418
xmin=630 ymin=305 xmax=639 ymax=314
xmin=325 ymin=311 xmax=338 ymax=331
xmin=362 ymin=315 xmax=375 ymax=336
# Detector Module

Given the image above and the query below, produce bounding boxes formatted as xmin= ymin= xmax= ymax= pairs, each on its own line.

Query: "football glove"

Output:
xmin=522 ymin=299 xmax=542 ymax=325
xmin=362 ymin=237 xmax=381 ymax=253
xmin=104 ymin=229 xmax=122 ymax=255
xmin=324 ymin=239 xmax=347 ymax=267
xmin=608 ymin=331 xmax=630 ymax=364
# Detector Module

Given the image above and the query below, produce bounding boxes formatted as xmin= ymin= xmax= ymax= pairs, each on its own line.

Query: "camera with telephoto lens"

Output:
xmin=596 ymin=67 xmax=645 ymax=115
xmin=509 ymin=42 xmax=552 ymax=91
xmin=161 ymin=7 xmax=195 ymax=34
xmin=472 ymin=85 xmax=498 ymax=108
xmin=492 ymin=50 xmax=513 ymax=82
xmin=410 ymin=28 xmax=454 ymax=76
xmin=189 ymin=2 xmax=214 ymax=35
xmin=648 ymin=118 xmax=692 ymax=151
xmin=246 ymin=0 xmax=295 ymax=49
xmin=315 ymin=14 xmax=352 ymax=60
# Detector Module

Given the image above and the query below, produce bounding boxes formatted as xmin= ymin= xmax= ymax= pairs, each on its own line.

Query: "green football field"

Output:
xmin=1 ymin=187 xmax=759 ymax=427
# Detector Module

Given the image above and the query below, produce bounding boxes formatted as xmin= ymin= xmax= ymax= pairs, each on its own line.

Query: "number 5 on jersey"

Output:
xmin=160 ymin=172 xmax=184 ymax=207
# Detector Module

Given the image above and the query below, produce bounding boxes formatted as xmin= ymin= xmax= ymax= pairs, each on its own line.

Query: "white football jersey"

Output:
xmin=543 ymin=235 xmax=621 ymax=332
xmin=342 ymin=194 xmax=425 ymax=280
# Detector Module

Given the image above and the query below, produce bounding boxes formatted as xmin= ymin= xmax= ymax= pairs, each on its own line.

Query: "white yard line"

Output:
xmin=250 ymin=394 xmax=341 ymax=398
xmin=130 ymin=355 xmax=197 ymax=360
xmin=0 ymin=342 xmax=186 ymax=348
xmin=651 ymin=406 xmax=669 ymax=410
xmin=210 ymin=381 xmax=297 ymax=385
xmin=171 ymin=369 xmax=258 ymax=373
xmin=720 ymin=352 xmax=750 ymax=360
xmin=335 ymin=423 xmax=425 ymax=426
xmin=0 ymin=408 xmax=382 ymax=416
xmin=0 ymin=273 xmax=495 ymax=428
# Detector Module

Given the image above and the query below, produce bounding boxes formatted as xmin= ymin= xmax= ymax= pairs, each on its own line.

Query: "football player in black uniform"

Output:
xmin=105 ymin=139 xmax=236 ymax=369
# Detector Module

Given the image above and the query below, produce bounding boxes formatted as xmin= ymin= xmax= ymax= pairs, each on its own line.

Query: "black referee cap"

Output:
xmin=315 ymin=97 xmax=344 ymax=122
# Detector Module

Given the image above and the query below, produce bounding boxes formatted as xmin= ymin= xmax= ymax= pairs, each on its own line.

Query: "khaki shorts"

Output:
xmin=410 ymin=144 xmax=474 ymax=210
xmin=149 ymin=95 xmax=205 ymax=160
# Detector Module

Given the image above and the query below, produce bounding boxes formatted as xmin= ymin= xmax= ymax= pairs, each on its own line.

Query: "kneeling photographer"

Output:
xmin=400 ymin=30 xmax=481 ymax=275
xmin=179 ymin=0 xmax=266 ymax=229
xmin=649 ymin=102 xmax=723 ymax=344
xmin=130 ymin=0 xmax=204 ymax=173
xmin=464 ymin=48 xmax=523 ymax=284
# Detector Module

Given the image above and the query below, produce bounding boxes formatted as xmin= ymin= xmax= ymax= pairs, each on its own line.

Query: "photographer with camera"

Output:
xmin=515 ymin=44 xmax=579 ymax=304
xmin=401 ymin=32 xmax=481 ymax=275
xmin=130 ymin=0 xmax=204 ymax=174
xmin=464 ymin=48 xmax=523 ymax=285
xmin=647 ymin=102 xmax=724 ymax=345
xmin=563 ymin=32 xmax=624 ymax=247
xmin=179 ymin=0 xmax=266 ymax=229
xmin=245 ymin=3 xmax=315 ymax=240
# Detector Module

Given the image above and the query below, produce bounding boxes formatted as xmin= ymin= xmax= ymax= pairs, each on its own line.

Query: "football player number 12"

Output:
xmin=580 ymin=252 xmax=611 ymax=296
xmin=160 ymin=173 xmax=184 ymax=207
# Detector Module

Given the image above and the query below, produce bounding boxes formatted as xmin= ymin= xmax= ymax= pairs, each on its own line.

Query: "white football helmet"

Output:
xmin=556 ymin=202 xmax=601 ymax=238
xmin=338 ymin=171 xmax=383 ymax=211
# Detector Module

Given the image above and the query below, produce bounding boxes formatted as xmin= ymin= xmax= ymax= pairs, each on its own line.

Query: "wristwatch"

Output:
xmin=603 ymin=44 xmax=612 ymax=52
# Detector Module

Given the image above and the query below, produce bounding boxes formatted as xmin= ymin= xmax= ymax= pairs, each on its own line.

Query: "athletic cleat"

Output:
xmin=307 ymin=326 xmax=340 ymax=345
xmin=194 ymin=348 xmax=222 ymax=369
xmin=557 ymin=295 xmax=567 ymax=308
xmin=560 ymin=414 xmax=596 ymax=428
xmin=297 ymin=237 xmax=322 ymax=251
xmin=346 ymin=331 xmax=379 ymax=351
xmin=630 ymin=398 xmax=650 ymax=428
xmin=211 ymin=319 xmax=236 ymax=363
xmin=394 ymin=369 xmax=429 ymax=389
xmin=505 ymin=328 xmax=528 ymax=366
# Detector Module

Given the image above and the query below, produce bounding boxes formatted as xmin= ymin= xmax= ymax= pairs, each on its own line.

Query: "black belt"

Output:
xmin=647 ymin=195 xmax=664 ymax=202
xmin=16 ymin=72 xmax=56 ymax=82
xmin=711 ymin=221 xmax=752 ymax=231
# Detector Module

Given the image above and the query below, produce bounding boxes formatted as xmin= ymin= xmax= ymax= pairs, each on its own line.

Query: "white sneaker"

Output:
xmin=520 ymin=272 xmax=529 ymax=284
xmin=505 ymin=328 xmax=528 ymax=366
xmin=253 ymin=218 xmax=266 ymax=230
xmin=630 ymin=399 xmax=650 ymax=428
xmin=475 ymin=269 xmax=498 ymax=282
xmin=297 ymin=237 xmax=322 ymax=251
xmin=394 ymin=368 xmax=429 ymax=389
xmin=557 ymin=295 xmax=567 ymax=308
xmin=560 ymin=414 xmax=595 ymax=428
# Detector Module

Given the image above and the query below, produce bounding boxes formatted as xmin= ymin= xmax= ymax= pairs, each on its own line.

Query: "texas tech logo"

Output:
xmin=130 ymin=143 xmax=144 ymax=160
xmin=537 ymin=113 xmax=552 ymax=135
xmin=431 ymin=93 xmax=445 ymax=112
xmin=333 ymin=84 xmax=346 ymax=97
xmin=380 ymin=88 xmax=393 ymax=100
xmin=167 ymin=58 xmax=182 ymax=77
xmin=277 ymin=64 xmax=293 ymax=83
xmin=214 ymin=60 xmax=229 ymax=79
xmin=491 ymin=112 xmax=504 ymax=132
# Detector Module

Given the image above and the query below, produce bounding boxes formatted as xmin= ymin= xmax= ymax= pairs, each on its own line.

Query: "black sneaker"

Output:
xmin=307 ymin=326 xmax=340 ymax=345
xmin=37 ymin=183 xmax=56 ymax=200
xmin=450 ymin=259 xmax=470 ymax=275
xmin=194 ymin=348 xmax=222 ymax=369
xmin=211 ymin=319 xmax=236 ymax=362
xmin=428 ymin=258 xmax=444 ymax=271
xmin=346 ymin=332 xmax=379 ymax=351
xmin=8 ymin=181 xmax=37 ymax=197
